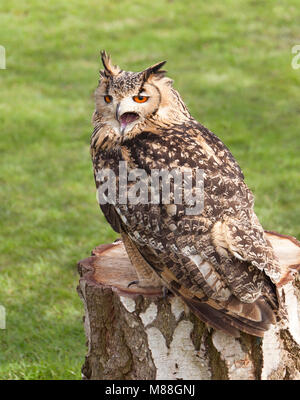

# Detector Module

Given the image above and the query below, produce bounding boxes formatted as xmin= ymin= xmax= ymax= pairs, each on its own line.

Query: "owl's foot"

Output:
xmin=127 ymin=279 xmax=162 ymax=288
xmin=127 ymin=280 xmax=139 ymax=288
xmin=127 ymin=280 xmax=169 ymax=297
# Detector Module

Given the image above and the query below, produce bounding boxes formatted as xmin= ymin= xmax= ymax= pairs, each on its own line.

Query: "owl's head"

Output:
xmin=94 ymin=51 xmax=190 ymax=139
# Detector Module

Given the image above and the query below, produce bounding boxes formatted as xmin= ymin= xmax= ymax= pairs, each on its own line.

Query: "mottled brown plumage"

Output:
xmin=90 ymin=51 xmax=284 ymax=337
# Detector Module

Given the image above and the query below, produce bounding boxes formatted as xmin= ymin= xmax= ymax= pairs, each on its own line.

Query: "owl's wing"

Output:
xmin=115 ymin=129 xmax=280 ymax=336
xmin=126 ymin=228 xmax=277 ymax=338
xmin=211 ymin=213 xmax=281 ymax=286
xmin=117 ymin=137 xmax=280 ymax=335
xmin=100 ymin=203 xmax=121 ymax=233
xmin=116 ymin=199 xmax=279 ymax=337
xmin=196 ymin=122 xmax=245 ymax=180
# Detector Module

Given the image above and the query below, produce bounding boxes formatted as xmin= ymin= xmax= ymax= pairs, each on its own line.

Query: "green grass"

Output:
xmin=0 ymin=0 xmax=299 ymax=379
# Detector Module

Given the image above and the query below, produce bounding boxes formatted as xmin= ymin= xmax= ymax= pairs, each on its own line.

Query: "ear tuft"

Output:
xmin=100 ymin=50 xmax=122 ymax=77
xmin=142 ymin=61 xmax=167 ymax=81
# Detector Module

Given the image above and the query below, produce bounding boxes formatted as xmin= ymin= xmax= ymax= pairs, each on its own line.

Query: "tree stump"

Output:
xmin=77 ymin=234 xmax=300 ymax=380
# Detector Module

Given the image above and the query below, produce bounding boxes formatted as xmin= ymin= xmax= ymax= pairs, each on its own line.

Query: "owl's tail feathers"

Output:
xmin=265 ymin=230 xmax=300 ymax=287
xmin=225 ymin=296 xmax=276 ymax=325
xmin=177 ymin=294 xmax=276 ymax=338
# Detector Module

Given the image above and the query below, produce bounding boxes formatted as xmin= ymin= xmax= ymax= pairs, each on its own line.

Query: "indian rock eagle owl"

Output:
xmin=90 ymin=51 xmax=284 ymax=337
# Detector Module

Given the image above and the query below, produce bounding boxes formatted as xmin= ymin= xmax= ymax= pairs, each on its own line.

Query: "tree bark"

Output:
xmin=77 ymin=236 xmax=300 ymax=380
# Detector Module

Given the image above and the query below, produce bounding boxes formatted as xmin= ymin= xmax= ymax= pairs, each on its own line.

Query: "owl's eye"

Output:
xmin=104 ymin=95 xmax=113 ymax=103
xmin=133 ymin=95 xmax=148 ymax=103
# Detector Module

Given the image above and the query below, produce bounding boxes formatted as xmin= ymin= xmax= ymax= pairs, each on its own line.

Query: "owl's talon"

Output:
xmin=162 ymin=286 xmax=169 ymax=298
xmin=127 ymin=280 xmax=139 ymax=288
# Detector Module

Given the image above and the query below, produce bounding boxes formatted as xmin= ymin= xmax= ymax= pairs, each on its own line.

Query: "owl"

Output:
xmin=90 ymin=51 xmax=284 ymax=337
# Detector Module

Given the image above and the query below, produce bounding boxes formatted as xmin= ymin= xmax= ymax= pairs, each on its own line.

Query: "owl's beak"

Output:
xmin=115 ymin=103 xmax=121 ymax=122
xmin=116 ymin=102 xmax=139 ymax=135
xmin=119 ymin=112 xmax=139 ymax=135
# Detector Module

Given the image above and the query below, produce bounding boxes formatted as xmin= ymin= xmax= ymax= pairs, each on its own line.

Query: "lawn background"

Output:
xmin=0 ymin=0 xmax=299 ymax=379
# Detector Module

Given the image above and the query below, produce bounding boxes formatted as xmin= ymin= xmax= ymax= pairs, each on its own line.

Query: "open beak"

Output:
xmin=119 ymin=112 xmax=139 ymax=134
xmin=116 ymin=103 xmax=139 ymax=135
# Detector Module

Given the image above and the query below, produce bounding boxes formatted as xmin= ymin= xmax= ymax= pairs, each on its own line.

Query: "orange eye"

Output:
xmin=133 ymin=95 xmax=148 ymax=103
xmin=104 ymin=95 xmax=112 ymax=103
